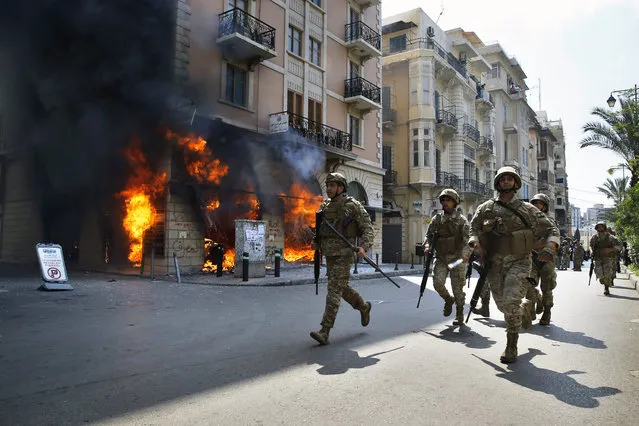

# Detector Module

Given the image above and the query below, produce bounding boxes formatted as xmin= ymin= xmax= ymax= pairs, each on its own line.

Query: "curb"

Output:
xmin=622 ymin=266 xmax=639 ymax=295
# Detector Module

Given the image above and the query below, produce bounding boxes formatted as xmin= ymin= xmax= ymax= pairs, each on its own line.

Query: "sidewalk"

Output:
xmin=168 ymin=261 xmax=425 ymax=287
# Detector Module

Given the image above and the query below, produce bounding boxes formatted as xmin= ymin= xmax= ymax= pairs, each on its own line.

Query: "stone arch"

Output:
xmin=347 ymin=181 xmax=368 ymax=205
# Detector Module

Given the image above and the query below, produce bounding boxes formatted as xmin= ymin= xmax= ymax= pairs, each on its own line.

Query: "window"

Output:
xmin=349 ymin=61 xmax=359 ymax=79
xmin=382 ymin=146 xmax=392 ymax=170
xmin=464 ymin=160 xmax=474 ymax=180
xmin=556 ymin=177 xmax=564 ymax=184
xmin=423 ymin=128 xmax=429 ymax=135
xmin=228 ymin=0 xmax=247 ymax=10
xmin=389 ymin=34 xmax=406 ymax=53
xmin=309 ymin=0 xmax=321 ymax=6
xmin=225 ymin=64 xmax=247 ymax=106
xmin=491 ymin=63 xmax=500 ymax=79
xmin=287 ymin=90 xmax=303 ymax=116
xmin=350 ymin=115 xmax=361 ymax=147
xmin=309 ymin=38 xmax=321 ymax=66
xmin=413 ymin=139 xmax=419 ymax=167
xmin=503 ymin=103 xmax=507 ymax=123
xmin=557 ymin=197 xmax=563 ymax=206
xmin=308 ymin=99 xmax=322 ymax=124
xmin=288 ymin=26 xmax=302 ymax=56
xmin=423 ymin=139 xmax=430 ymax=167
xmin=413 ymin=128 xmax=419 ymax=137
xmin=422 ymin=74 xmax=430 ymax=104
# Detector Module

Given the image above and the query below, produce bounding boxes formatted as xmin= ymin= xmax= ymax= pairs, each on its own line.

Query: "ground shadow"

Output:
xmin=606 ymin=293 xmax=639 ymax=301
xmin=309 ymin=342 xmax=404 ymax=375
xmin=525 ymin=323 xmax=607 ymax=349
xmin=473 ymin=317 xmax=506 ymax=328
xmin=474 ymin=349 xmax=621 ymax=408
xmin=423 ymin=325 xmax=497 ymax=349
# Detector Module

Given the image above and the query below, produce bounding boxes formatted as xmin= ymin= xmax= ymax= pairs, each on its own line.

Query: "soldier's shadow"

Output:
xmin=474 ymin=349 xmax=621 ymax=408
xmin=309 ymin=335 xmax=404 ymax=375
xmin=473 ymin=317 xmax=506 ymax=328
xmin=524 ymin=323 xmax=607 ymax=348
xmin=606 ymin=293 xmax=639 ymax=301
xmin=423 ymin=325 xmax=497 ymax=349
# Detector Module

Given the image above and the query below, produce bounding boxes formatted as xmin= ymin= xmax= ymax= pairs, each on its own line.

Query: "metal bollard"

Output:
xmin=274 ymin=250 xmax=281 ymax=277
xmin=216 ymin=244 xmax=224 ymax=277
xmin=411 ymin=254 xmax=414 ymax=269
xmin=376 ymin=253 xmax=379 ymax=266
xmin=242 ymin=251 xmax=249 ymax=282
xmin=173 ymin=252 xmax=181 ymax=283
xmin=150 ymin=245 xmax=155 ymax=280
xmin=394 ymin=252 xmax=399 ymax=271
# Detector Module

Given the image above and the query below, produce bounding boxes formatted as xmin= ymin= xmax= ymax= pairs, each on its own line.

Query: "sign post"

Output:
xmin=36 ymin=243 xmax=73 ymax=291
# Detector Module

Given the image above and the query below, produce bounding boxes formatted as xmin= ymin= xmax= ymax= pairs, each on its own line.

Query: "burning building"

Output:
xmin=0 ymin=0 xmax=385 ymax=274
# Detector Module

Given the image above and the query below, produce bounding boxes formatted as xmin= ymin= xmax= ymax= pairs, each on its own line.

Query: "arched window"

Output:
xmin=347 ymin=181 xmax=368 ymax=205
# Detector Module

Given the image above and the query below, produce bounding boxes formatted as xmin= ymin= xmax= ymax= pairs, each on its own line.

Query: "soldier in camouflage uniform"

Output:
xmin=528 ymin=193 xmax=560 ymax=326
xmin=422 ymin=189 xmax=471 ymax=325
xmin=589 ymin=222 xmax=623 ymax=296
xmin=559 ymin=242 xmax=571 ymax=270
xmin=573 ymin=242 xmax=585 ymax=271
xmin=310 ymin=172 xmax=374 ymax=345
xmin=468 ymin=167 xmax=560 ymax=363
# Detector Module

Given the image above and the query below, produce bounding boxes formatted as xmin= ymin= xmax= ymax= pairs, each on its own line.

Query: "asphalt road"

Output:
xmin=1 ymin=264 xmax=638 ymax=425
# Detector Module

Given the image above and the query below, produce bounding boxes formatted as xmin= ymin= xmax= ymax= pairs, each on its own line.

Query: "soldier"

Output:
xmin=468 ymin=167 xmax=560 ymax=363
xmin=310 ymin=172 xmax=374 ymax=345
xmin=589 ymin=222 xmax=623 ymax=296
xmin=559 ymin=241 xmax=571 ymax=270
xmin=528 ymin=193 xmax=560 ymax=326
xmin=422 ymin=189 xmax=471 ymax=325
xmin=573 ymin=241 xmax=585 ymax=271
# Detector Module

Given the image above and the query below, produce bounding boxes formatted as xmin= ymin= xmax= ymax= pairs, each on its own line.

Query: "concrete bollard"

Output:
xmin=242 ymin=251 xmax=249 ymax=282
xmin=394 ymin=252 xmax=399 ymax=271
xmin=274 ymin=250 xmax=281 ymax=278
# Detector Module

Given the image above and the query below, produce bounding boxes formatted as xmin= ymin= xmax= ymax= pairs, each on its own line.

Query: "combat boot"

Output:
xmin=360 ymin=301 xmax=372 ymax=327
xmin=500 ymin=332 xmax=519 ymax=364
xmin=472 ymin=296 xmax=490 ymax=317
xmin=521 ymin=300 xmax=533 ymax=329
xmin=539 ymin=306 xmax=551 ymax=326
xmin=452 ymin=306 xmax=464 ymax=325
xmin=443 ymin=296 xmax=454 ymax=317
xmin=310 ymin=327 xmax=330 ymax=345
xmin=535 ymin=290 xmax=544 ymax=315
xmin=604 ymin=285 xmax=610 ymax=296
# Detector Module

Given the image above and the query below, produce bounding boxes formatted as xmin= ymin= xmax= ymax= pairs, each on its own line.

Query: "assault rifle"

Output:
xmin=588 ymin=259 xmax=595 ymax=286
xmin=466 ymin=253 xmax=476 ymax=288
xmin=314 ymin=211 xmax=322 ymax=295
xmin=320 ymin=217 xmax=401 ymax=289
xmin=466 ymin=259 xmax=489 ymax=323
xmin=417 ymin=236 xmax=436 ymax=308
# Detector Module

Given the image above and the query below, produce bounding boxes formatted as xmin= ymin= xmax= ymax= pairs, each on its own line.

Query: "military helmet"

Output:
xmin=530 ymin=193 xmax=550 ymax=210
xmin=493 ymin=166 xmax=522 ymax=190
xmin=325 ymin=172 xmax=347 ymax=188
xmin=594 ymin=221 xmax=607 ymax=231
xmin=438 ymin=188 xmax=460 ymax=205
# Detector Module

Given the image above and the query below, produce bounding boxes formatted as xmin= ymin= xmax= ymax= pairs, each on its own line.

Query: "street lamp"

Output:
xmin=606 ymin=84 xmax=638 ymax=108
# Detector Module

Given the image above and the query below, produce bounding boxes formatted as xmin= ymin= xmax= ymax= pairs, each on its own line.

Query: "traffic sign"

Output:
xmin=36 ymin=244 xmax=73 ymax=291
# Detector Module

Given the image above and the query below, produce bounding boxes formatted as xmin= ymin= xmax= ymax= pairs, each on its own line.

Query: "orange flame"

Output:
xmin=167 ymin=130 xmax=229 ymax=184
xmin=236 ymin=192 xmax=260 ymax=220
xmin=281 ymin=183 xmax=324 ymax=262
xmin=202 ymin=246 xmax=236 ymax=272
xmin=120 ymin=140 xmax=167 ymax=265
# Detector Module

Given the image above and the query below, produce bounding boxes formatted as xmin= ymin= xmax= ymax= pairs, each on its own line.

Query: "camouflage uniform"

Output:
xmin=424 ymin=190 xmax=471 ymax=325
xmin=573 ymin=243 xmax=585 ymax=271
xmin=559 ymin=243 xmax=571 ymax=270
xmin=469 ymin=168 xmax=560 ymax=363
xmin=589 ymin=225 xmax=623 ymax=295
xmin=311 ymin=173 xmax=374 ymax=345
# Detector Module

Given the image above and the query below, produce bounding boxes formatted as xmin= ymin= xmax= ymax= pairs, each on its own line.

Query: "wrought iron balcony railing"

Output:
xmin=435 ymin=171 xmax=460 ymax=190
xmin=345 ymin=21 xmax=381 ymax=50
xmin=382 ymin=108 xmax=396 ymax=123
xmin=463 ymin=123 xmax=480 ymax=142
xmin=479 ymin=136 xmax=494 ymax=152
xmin=460 ymin=178 xmax=488 ymax=196
xmin=218 ymin=8 xmax=276 ymax=50
xmin=383 ymin=170 xmax=397 ymax=185
xmin=436 ymin=109 xmax=458 ymax=129
xmin=344 ymin=76 xmax=381 ymax=104
xmin=286 ymin=112 xmax=352 ymax=152
xmin=383 ymin=38 xmax=467 ymax=78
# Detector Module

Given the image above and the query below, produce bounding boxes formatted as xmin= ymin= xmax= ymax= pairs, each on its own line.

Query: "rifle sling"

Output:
xmin=495 ymin=200 xmax=532 ymax=229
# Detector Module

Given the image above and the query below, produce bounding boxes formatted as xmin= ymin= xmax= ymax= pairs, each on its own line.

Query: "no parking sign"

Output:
xmin=36 ymin=244 xmax=73 ymax=290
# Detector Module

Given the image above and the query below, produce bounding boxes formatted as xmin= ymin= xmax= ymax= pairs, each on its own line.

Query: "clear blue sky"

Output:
xmin=382 ymin=0 xmax=639 ymax=211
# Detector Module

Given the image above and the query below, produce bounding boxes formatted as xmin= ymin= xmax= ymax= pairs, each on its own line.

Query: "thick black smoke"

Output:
xmin=0 ymin=0 xmax=186 ymax=202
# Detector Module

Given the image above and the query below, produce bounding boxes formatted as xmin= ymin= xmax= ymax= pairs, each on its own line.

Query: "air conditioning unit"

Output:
xmin=426 ymin=26 xmax=435 ymax=37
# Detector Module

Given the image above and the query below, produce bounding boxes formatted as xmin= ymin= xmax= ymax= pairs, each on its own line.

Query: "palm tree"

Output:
xmin=580 ymin=99 xmax=639 ymax=186
xmin=596 ymin=176 xmax=629 ymax=205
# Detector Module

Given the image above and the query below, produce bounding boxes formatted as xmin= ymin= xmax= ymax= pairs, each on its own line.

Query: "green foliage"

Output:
xmin=614 ymin=183 xmax=639 ymax=260
xmin=596 ymin=176 xmax=629 ymax=206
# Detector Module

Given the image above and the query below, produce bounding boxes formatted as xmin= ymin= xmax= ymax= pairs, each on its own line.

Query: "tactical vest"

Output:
xmin=481 ymin=200 xmax=534 ymax=256
xmin=591 ymin=234 xmax=617 ymax=258
xmin=432 ymin=214 xmax=463 ymax=255
xmin=318 ymin=196 xmax=361 ymax=256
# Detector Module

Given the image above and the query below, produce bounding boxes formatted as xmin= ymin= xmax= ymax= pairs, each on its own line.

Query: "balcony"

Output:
xmin=344 ymin=77 xmax=381 ymax=113
xmin=475 ymin=89 xmax=494 ymax=111
xmin=436 ymin=109 xmax=458 ymax=135
xmin=280 ymin=112 xmax=354 ymax=159
xmin=460 ymin=179 xmax=493 ymax=200
xmin=217 ymin=8 xmax=276 ymax=63
xmin=504 ymin=121 xmax=519 ymax=134
xmin=383 ymin=169 xmax=397 ymax=185
xmin=351 ymin=0 xmax=381 ymax=7
xmin=463 ymin=123 xmax=480 ymax=143
xmin=435 ymin=171 xmax=461 ymax=191
xmin=382 ymin=108 xmax=396 ymax=132
xmin=345 ymin=21 xmax=381 ymax=61
xmin=383 ymin=38 xmax=467 ymax=79
xmin=478 ymin=136 xmax=494 ymax=155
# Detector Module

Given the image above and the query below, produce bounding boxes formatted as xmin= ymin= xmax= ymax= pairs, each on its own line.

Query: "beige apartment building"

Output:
xmin=381 ymin=9 xmax=496 ymax=262
xmin=0 ymin=0 xmax=385 ymax=272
